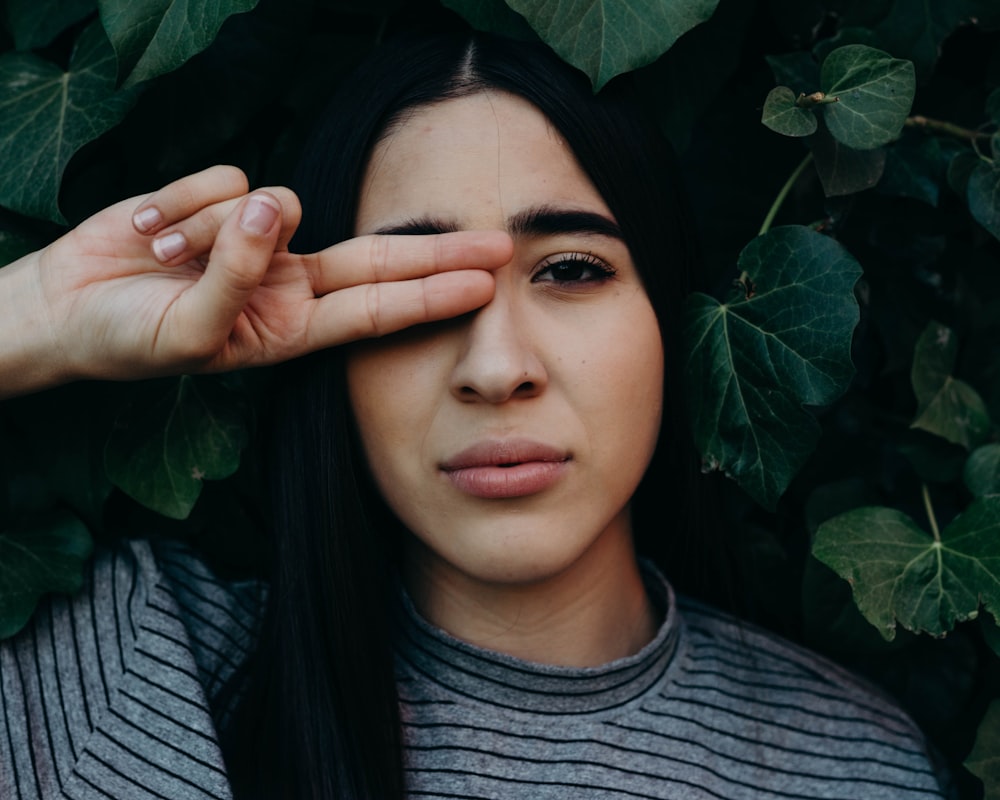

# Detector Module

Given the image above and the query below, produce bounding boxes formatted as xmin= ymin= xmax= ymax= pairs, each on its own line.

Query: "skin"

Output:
xmin=347 ymin=91 xmax=665 ymax=667
xmin=0 ymin=168 xmax=513 ymax=398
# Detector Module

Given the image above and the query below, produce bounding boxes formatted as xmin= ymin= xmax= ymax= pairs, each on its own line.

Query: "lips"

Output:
xmin=440 ymin=440 xmax=570 ymax=499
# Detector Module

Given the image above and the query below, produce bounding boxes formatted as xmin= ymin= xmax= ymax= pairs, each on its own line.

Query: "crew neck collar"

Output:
xmin=393 ymin=562 xmax=682 ymax=716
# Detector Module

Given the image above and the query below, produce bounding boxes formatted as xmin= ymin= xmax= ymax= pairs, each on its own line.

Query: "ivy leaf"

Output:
xmin=765 ymin=51 xmax=820 ymax=93
xmin=504 ymin=0 xmax=722 ymax=90
xmin=987 ymin=87 xmax=1000 ymax=124
xmin=440 ymin=0 xmax=538 ymax=40
xmin=761 ymin=87 xmax=818 ymax=137
xmin=873 ymin=0 xmax=987 ymax=80
xmin=968 ymin=161 xmax=1000 ymax=242
xmin=820 ymin=44 xmax=915 ymax=150
xmin=810 ymin=121 xmax=887 ymax=196
xmin=910 ymin=321 xmax=991 ymax=449
xmin=634 ymin=0 xmax=751 ymax=153
xmin=0 ymin=511 xmax=93 ymax=639
xmin=966 ymin=700 xmax=1000 ymax=800
xmin=7 ymin=0 xmax=96 ymax=51
xmin=97 ymin=0 xmax=259 ymax=88
xmin=812 ymin=26 xmax=880 ymax=64
xmin=104 ymin=376 xmax=248 ymax=520
xmin=813 ymin=497 xmax=1000 ymax=639
xmin=878 ymin=130 xmax=961 ymax=207
xmin=948 ymin=151 xmax=980 ymax=198
xmin=683 ymin=226 xmax=862 ymax=509
xmin=0 ymin=23 xmax=138 ymax=223
xmin=966 ymin=444 xmax=1000 ymax=497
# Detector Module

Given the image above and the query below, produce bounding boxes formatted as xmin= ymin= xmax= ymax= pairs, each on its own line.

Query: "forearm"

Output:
xmin=0 ymin=252 xmax=68 ymax=399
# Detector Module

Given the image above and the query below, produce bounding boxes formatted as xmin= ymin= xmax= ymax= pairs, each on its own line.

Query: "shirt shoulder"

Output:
xmin=672 ymin=595 xmax=948 ymax=796
xmin=1 ymin=537 xmax=261 ymax=799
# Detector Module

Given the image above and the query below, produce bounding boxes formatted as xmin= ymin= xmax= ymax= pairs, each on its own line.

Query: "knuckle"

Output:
xmin=214 ymin=165 xmax=249 ymax=194
xmin=368 ymin=235 xmax=390 ymax=280
xmin=365 ymin=284 xmax=384 ymax=337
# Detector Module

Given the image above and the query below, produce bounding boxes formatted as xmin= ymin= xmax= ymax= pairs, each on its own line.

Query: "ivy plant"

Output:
xmin=1 ymin=0 xmax=998 ymax=795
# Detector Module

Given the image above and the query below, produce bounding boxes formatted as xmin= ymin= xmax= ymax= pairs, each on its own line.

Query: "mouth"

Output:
xmin=441 ymin=440 xmax=570 ymax=499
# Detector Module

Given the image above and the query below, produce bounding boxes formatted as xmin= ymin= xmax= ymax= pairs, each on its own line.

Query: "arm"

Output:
xmin=0 ymin=166 xmax=511 ymax=398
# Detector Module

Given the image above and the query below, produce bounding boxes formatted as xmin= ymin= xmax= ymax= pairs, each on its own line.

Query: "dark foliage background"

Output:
xmin=1 ymin=0 xmax=998 ymax=795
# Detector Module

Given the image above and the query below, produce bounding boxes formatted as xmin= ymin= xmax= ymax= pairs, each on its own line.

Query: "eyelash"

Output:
xmin=532 ymin=253 xmax=617 ymax=286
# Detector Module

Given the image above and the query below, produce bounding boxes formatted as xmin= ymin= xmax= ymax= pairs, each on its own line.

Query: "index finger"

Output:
xmin=305 ymin=230 xmax=513 ymax=295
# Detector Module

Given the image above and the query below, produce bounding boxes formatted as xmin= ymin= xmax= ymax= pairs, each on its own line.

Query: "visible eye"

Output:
xmin=532 ymin=253 xmax=617 ymax=285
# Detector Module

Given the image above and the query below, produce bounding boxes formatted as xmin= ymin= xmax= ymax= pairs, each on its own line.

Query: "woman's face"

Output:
xmin=348 ymin=91 xmax=663 ymax=592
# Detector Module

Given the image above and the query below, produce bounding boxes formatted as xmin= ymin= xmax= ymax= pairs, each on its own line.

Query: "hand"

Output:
xmin=1 ymin=166 xmax=512 ymax=396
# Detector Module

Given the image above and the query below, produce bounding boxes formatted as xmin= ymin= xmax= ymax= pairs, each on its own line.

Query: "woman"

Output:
xmin=0 ymin=31 xmax=944 ymax=800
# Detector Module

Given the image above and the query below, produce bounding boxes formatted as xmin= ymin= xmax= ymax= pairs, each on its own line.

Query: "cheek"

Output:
xmin=345 ymin=347 xmax=414 ymax=475
xmin=582 ymin=302 xmax=664 ymax=473
xmin=345 ymin=340 xmax=448 ymax=486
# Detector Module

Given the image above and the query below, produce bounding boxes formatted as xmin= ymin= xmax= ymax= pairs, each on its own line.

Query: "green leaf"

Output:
xmin=7 ymin=0 xmax=96 ymax=50
xmin=987 ymin=88 xmax=1000 ymax=125
xmin=104 ymin=376 xmax=248 ymax=520
xmin=968 ymin=161 xmax=1000 ymax=242
xmin=948 ymin=151 xmax=980 ymax=198
xmin=762 ymin=86 xmax=818 ymax=138
xmin=820 ymin=44 xmax=915 ymax=150
xmin=814 ymin=498 xmax=1000 ymax=639
xmin=878 ymin=130 xmax=961 ymax=207
xmin=897 ymin=429 xmax=968 ymax=484
xmin=440 ymin=0 xmax=538 ymax=40
xmin=683 ymin=226 xmax=862 ymax=509
xmin=0 ymin=23 xmax=138 ymax=223
xmin=634 ymin=0 xmax=751 ymax=154
xmin=910 ymin=321 xmax=991 ymax=449
xmin=765 ymin=51 xmax=820 ymax=92
xmin=504 ymin=0 xmax=722 ymax=90
xmin=812 ymin=26 xmax=880 ymax=64
xmin=97 ymin=0 xmax=259 ymax=88
xmin=966 ymin=700 xmax=1000 ymax=800
xmin=0 ymin=510 xmax=93 ymax=639
xmin=873 ymin=0 xmax=988 ymax=79
xmin=966 ymin=444 xmax=1000 ymax=497
xmin=810 ymin=121 xmax=887 ymax=197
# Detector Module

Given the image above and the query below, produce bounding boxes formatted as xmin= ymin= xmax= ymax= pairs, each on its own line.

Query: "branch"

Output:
xmin=905 ymin=115 xmax=991 ymax=143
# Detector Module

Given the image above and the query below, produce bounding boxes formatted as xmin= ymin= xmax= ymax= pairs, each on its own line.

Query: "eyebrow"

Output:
xmin=372 ymin=205 xmax=624 ymax=240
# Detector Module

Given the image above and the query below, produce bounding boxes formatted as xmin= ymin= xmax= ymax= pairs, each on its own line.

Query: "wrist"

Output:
xmin=0 ymin=250 xmax=70 ymax=399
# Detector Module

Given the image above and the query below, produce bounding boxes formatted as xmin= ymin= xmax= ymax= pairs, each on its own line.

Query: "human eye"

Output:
xmin=531 ymin=252 xmax=617 ymax=286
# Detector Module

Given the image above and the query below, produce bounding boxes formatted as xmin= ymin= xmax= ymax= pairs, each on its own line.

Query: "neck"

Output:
xmin=403 ymin=525 xmax=659 ymax=668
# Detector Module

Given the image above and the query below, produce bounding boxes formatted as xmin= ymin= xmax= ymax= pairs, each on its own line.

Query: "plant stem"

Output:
xmin=758 ymin=151 xmax=814 ymax=238
xmin=905 ymin=115 xmax=990 ymax=143
xmin=921 ymin=483 xmax=942 ymax=543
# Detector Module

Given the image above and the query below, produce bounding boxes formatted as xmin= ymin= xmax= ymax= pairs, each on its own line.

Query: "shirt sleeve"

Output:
xmin=0 ymin=538 xmax=261 ymax=800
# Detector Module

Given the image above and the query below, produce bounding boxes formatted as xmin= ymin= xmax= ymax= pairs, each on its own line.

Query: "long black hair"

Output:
xmin=226 ymin=30 xmax=711 ymax=800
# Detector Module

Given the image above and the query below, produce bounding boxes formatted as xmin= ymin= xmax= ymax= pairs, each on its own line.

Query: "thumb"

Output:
xmin=170 ymin=192 xmax=282 ymax=355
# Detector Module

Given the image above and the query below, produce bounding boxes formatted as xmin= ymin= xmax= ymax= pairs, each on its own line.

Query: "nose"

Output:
xmin=449 ymin=292 xmax=547 ymax=404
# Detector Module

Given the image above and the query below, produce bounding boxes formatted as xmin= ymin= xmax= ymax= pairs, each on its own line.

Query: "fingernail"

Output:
xmin=133 ymin=206 xmax=162 ymax=233
xmin=153 ymin=231 xmax=187 ymax=262
xmin=240 ymin=195 xmax=280 ymax=235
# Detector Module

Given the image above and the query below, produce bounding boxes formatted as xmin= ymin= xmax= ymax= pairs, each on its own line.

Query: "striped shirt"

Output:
xmin=1 ymin=540 xmax=944 ymax=798
xmin=395 ymin=570 xmax=945 ymax=799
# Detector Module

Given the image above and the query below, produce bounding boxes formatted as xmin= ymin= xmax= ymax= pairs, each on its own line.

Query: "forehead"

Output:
xmin=354 ymin=90 xmax=613 ymax=235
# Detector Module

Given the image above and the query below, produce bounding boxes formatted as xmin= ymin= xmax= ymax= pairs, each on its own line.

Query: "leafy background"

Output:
xmin=1 ymin=0 xmax=999 ymax=795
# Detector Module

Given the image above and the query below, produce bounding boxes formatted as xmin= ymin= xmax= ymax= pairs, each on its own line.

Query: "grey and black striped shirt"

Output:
xmin=2 ymin=540 xmax=945 ymax=798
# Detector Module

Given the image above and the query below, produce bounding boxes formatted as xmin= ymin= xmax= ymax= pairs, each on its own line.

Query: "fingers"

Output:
xmin=308 ymin=230 xmax=514 ymax=294
xmin=164 ymin=191 xmax=286 ymax=356
xmin=132 ymin=165 xmax=249 ymax=235
xmin=306 ymin=270 xmax=496 ymax=347
xmin=145 ymin=186 xmax=302 ymax=265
